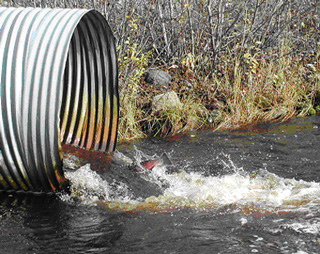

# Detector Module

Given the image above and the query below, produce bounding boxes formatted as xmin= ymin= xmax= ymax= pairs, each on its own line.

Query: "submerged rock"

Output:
xmin=143 ymin=69 xmax=171 ymax=87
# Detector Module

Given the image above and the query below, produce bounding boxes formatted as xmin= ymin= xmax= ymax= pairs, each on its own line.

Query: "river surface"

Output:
xmin=1 ymin=115 xmax=320 ymax=253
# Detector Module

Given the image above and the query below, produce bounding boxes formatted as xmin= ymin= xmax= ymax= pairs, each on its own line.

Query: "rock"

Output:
xmin=208 ymin=110 xmax=223 ymax=125
xmin=152 ymin=91 xmax=182 ymax=112
xmin=143 ymin=69 xmax=171 ymax=87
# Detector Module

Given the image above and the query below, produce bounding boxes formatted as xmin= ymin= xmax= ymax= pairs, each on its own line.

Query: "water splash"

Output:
xmin=62 ymin=150 xmax=320 ymax=213
xmin=62 ymin=164 xmax=135 ymax=205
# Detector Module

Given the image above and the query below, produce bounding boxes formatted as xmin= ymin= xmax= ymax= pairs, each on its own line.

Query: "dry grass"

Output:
xmin=117 ymin=42 xmax=320 ymax=141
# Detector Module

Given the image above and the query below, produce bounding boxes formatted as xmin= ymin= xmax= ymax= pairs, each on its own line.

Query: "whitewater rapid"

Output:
xmin=61 ymin=151 xmax=320 ymax=215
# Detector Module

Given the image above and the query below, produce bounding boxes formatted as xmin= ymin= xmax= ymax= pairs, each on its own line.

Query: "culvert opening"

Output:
xmin=0 ymin=8 xmax=118 ymax=194
xmin=59 ymin=11 xmax=118 ymax=153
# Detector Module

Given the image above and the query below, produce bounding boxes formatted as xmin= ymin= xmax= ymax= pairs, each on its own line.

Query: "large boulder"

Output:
xmin=143 ymin=69 xmax=171 ymax=87
xmin=152 ymin=91 xmax=182 ymax=112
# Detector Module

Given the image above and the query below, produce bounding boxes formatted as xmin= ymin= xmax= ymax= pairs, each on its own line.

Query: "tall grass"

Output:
xmin=116 ymin=40 xmax=319 ymax=141
xmin=217 ymin=49 xmax=320 ymax=130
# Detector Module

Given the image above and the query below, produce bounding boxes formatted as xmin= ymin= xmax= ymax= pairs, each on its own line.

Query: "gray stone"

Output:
xmin=152 ymin=91 xmax=182 ymax=112
xmin=143 ymin=69 xmax=171 ymax=87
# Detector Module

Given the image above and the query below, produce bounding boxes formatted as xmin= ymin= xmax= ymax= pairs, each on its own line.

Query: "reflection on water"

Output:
xmin=1 ymin=115 xmax=320 ymax=253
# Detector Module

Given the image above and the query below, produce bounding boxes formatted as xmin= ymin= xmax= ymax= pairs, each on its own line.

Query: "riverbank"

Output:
xmin=117 ymin=45 xmax=320 ymax=142
xmin=109 ymin=0 xmax=320 ymax=142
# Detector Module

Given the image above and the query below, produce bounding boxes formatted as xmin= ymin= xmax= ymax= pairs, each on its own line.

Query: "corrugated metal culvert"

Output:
xmin=0 ymin=8 xmax=119 ymax=193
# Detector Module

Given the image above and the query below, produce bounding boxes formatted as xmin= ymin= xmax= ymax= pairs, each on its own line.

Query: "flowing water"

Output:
xmin=1 ymin=115 xmax=320 ymax=253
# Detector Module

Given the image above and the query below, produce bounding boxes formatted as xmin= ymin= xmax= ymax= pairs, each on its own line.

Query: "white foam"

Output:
xmin=285 ymin=221 xmax=320 ymax=235
xmin=145 ymin=163 xmax=320 ymax=211
xmin=64 ymin=164 xmax=134 ymax=205
xmin=62 ymin=152 xmax=320 ymax=213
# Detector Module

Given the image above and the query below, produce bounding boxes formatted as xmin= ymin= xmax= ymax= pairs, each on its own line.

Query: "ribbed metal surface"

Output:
xmin=0 ymin=8 xmax=119 ymax=193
